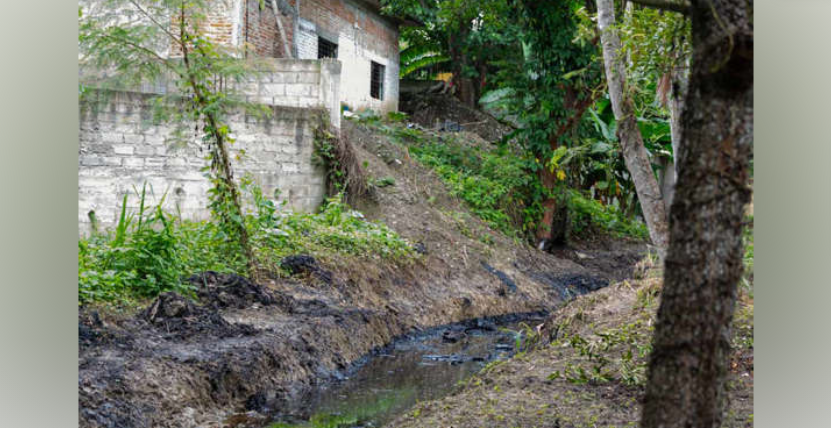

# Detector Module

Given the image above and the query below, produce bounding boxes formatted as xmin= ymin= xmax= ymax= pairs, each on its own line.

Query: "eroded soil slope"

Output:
xmin=79 ymin=120 xmax=646 ymax=428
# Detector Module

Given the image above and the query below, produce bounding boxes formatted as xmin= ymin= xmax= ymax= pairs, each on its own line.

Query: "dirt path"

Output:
xmin=78 ymin=121 xmax=647 ymax=428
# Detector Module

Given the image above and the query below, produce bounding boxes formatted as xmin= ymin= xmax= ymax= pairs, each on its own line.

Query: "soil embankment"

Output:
xmin=387 ymin=266 xmax=755 ymax=428
xmin=79 ymin=119 xmax=646 ymax=428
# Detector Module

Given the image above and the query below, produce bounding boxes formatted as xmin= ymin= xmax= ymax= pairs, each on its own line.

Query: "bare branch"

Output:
xmin=628 ymin=0 xmax=690 ymax=15
xmin=127 ymin=0 xmax=182 ymax=44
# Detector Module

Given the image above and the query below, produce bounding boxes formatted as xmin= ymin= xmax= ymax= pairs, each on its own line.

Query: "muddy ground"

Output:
xmin=78 ymin=118 xmax=646 ymax=428
xmin=388 ymin=266 xmax=755 ymax=428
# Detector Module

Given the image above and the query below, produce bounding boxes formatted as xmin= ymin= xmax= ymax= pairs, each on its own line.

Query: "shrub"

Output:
xmin=567 ymin=190 xmax=649 ymax=240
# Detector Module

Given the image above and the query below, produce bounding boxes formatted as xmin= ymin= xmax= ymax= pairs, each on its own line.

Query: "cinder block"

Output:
xmin=144 ymin=158 xmax=165 ymax=168
xmin=123 ymin=158 xmax=144 ymax=169
xmin=285 ymin=84 xmax=311 ymax=97
xmin=134 ymin=145 xmax=156 ymax=156
xmin=113 ymin=145 xmax=134 ymax=155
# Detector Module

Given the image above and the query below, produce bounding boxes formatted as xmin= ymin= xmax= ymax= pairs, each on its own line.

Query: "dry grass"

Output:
xmin=389 ymin=266 xmax=754 ymax=428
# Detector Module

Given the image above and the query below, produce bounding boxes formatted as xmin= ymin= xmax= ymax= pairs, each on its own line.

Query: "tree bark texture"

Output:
xmin=666 ymin=61 xmax=689 ymax=208
xmin=596 ymin=0 xmax=670 ymax=258
xmin=640 ymin=0 xmax=753 ymax=426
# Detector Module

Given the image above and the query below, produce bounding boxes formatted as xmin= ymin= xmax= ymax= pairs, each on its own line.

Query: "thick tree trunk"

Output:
xmin=640 ymin=0 xmax=753 ymax=426
xmin=597 ymin=0 xmax=670 ymax=258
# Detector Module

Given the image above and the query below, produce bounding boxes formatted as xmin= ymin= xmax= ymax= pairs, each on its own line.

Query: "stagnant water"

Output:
xmin=265 ymin=317 xmax=543 ymax=428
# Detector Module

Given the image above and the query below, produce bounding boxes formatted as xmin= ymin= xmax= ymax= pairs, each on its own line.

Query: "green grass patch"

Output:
xmin=79 ymin=187 xmax=414 ymax=304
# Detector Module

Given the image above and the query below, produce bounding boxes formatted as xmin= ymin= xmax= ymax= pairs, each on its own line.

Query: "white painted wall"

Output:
xmin=293 ymin=6 xmax=400 ymax=114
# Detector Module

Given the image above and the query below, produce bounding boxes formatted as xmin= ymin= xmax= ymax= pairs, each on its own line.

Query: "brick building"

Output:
xmin=197 ymin=0 xmax=408 ymax=114
xmin=77 ymin=0 xmax=411 ymax=232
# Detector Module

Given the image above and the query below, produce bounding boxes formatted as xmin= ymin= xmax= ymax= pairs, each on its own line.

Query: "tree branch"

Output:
xmin=127 ymin=0 xmax=183 ymax=45
xmin=627 ymin=0 xmax=690 ymax=15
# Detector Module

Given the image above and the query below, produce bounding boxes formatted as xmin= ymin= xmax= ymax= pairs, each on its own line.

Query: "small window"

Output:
xmin=318 ymin=37 xmax=338 ymax=59
xmin=370 ymin=61 xmax=385 ymax=100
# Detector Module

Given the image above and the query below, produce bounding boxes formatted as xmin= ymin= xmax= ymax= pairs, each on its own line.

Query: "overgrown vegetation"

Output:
xmin=80 ymin=0 xmax=281 ymax=278
xmin=549 ymin=316 xmax=654 ymax=387
xmin=353 ymin=114 xmax=647 ymax=242
xmin=79 ymin=184 xmax=414 ymax=304
xmin=382 ymin=0 xmax=691 ymax=249
xmin=313 ymin=125 xmax=369 ymax=204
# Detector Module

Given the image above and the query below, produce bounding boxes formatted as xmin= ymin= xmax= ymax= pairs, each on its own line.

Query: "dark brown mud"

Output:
xmin=79 ymin=118 xmax=647 ymax=428
xmin=79 ymin=242 xmax=639 ymax=428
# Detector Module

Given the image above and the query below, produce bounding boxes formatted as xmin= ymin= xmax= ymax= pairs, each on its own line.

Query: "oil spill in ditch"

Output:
xmin=262 ymin=318 xmax=543 ymax=428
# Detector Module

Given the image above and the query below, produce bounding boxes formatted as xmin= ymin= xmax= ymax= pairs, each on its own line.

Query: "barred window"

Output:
xmin=370 ymin=61 xmax=385 ymax=100
xmin=317 ymin=37 xmax=338 ymax=59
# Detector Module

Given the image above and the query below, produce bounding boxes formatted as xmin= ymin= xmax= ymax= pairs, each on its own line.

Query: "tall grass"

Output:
xmin=79 ymin=184 xmax=415 ymax=304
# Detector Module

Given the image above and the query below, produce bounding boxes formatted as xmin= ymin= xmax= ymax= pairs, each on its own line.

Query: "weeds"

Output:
xmin=355 ymin=117 xmax=648 ymax=242
xmin=79 ymin=184 xmax=414 ymax=304
xmin=567 ymin=189 xmax=649 ymax=240
xmin=549 ymin=318 xmax=653 ymax=387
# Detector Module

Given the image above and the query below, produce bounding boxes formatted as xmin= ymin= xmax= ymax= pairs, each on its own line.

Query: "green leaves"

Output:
xmin=79 ymin=184 xmax=416 ymax=304
xmin=406 ymin=132 xmax=539 ymax=237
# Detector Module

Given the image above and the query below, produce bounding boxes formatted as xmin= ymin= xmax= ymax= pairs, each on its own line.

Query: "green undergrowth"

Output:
xmin=268 ymin=389 xmax=407 ymax=428
xmin=567 ymin=189 xmax=649 ymax=240
xmin=79 ymin=185 xmax=414 ymax=304
xmin=543 ymin=218 xmax=754 ymax=390
xmin=352 ymin=114 xmax=648 ymax=242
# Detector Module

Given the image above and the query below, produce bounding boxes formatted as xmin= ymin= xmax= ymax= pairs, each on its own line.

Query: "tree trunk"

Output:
xmin=535 ymin=136 xmax=568 ymax=250
xmin=640 ymin=0 xmax=753 ymax=426
xmin=449 ymin=18 xmax=475 ymax=108
xmin=596 ymin=0 xmax=670 ymax=258
xmin=535 ymin=85 xmax=596 ymax=250
xmin=665 ymin=61 xmax=689 ymax=208
xmin=270 ymin=0 xmax=293 ymax=58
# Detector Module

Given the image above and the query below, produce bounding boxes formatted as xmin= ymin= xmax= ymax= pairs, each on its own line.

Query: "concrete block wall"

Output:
xmin=84 ymin=58 xmax=343 ymax=129
xmin=236 ymin=58 xmax=342 ymax=128
xmin=78 ymin=90 xmax=328 ymax=235
xmin=296 ymin=0 xmax=400 ymax=114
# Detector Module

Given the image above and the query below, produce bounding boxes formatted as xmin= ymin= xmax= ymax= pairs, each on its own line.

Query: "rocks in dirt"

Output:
xmin=481 ymin=261 xmax=518 ymax=295
xmin=399 ymin=92 xmax=514 ymax=142
xmin=79 ymin=311 xmax=104 ymax=347
xmin=143 ymin=292 xmax=197 ymax=321
xmin=244 ymin=391 xmax=271 ymax=413
xmin=413 ymin=242 xmax=428 ymax=255
xmin=464 ymin=318 xmax=497 ymax=334
xmin=280 ymin=255 xmax=334 ymax=284
xmin=223 ymin=411 xmax=270 ymax=428
xmin=438 ymin=120 xmax=463 ymax=132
